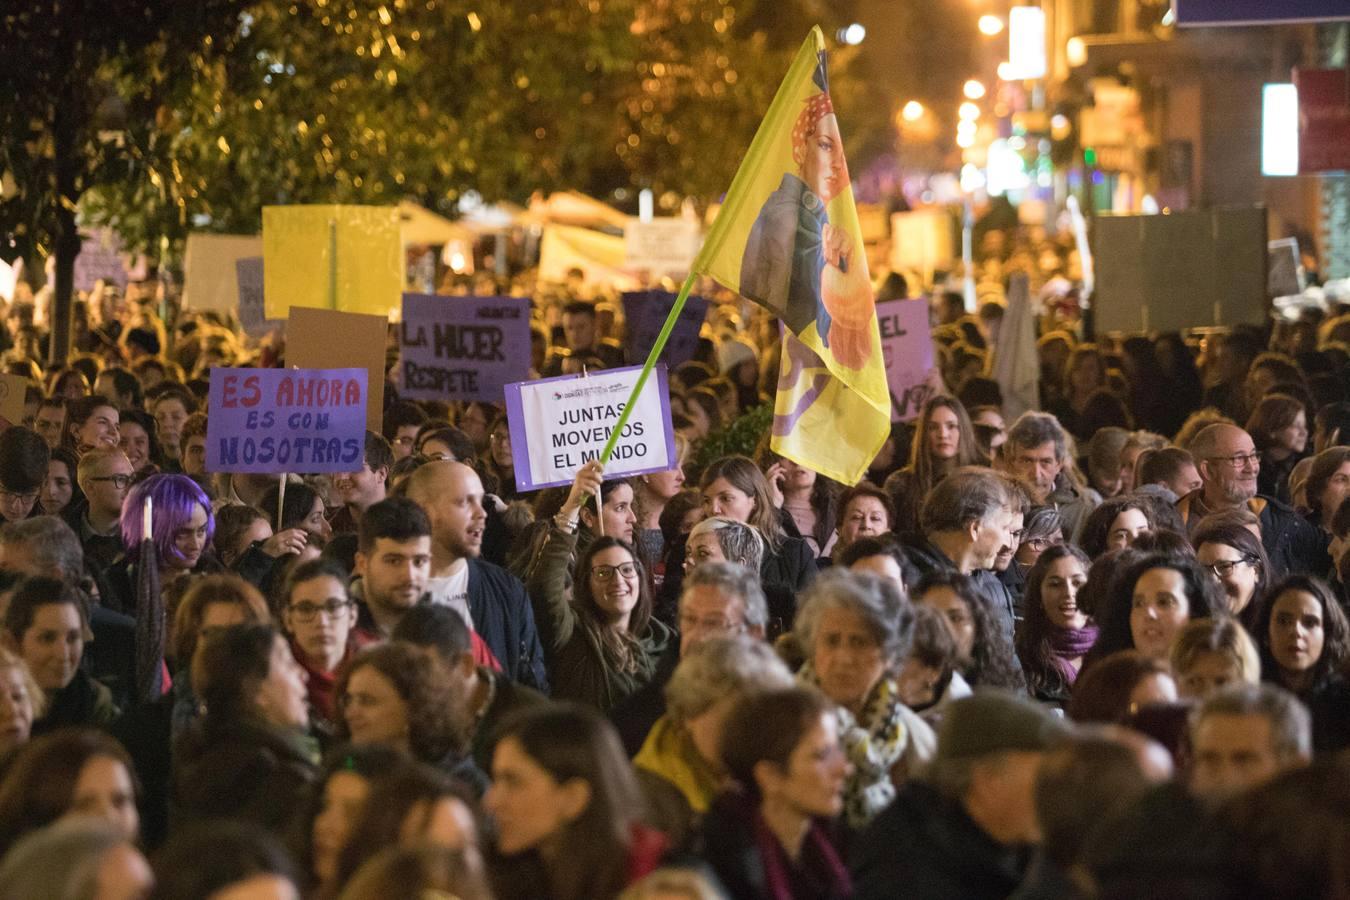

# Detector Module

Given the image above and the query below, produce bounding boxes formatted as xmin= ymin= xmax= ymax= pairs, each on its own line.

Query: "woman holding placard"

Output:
xmin=528 ymin=461 xmax=673 ymax=711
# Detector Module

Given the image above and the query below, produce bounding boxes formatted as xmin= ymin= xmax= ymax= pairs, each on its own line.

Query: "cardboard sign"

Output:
xmin=505 ymin=365 xmax=675 ymax=492
xmin=286 ymin=307 xmax=387 ymax=431
xmin=235 ymin=258 xmax=284 ymax=338
xmin=0 ymin=373 xmax=28 ymax=431
xmin=620 ymin=291 xmax=708 ymax=370
xmin=183 ymin=233 xmax=264 ymax=311
xmin=206 ymin=368 xmax=368 ymax=474
xmin=398 ymin=294 xmax=531 ymax=402
xmin=262 ymin=205 xmax=402 ymax=320
xmin=623 ymin=218 xmax=702 ymax=274
xmin=875 ymin=299 xmax=935 ymax=423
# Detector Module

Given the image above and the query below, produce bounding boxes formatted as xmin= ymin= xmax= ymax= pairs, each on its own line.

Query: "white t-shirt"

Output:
xmin=425 ymin=562 xmax=473 ymax=630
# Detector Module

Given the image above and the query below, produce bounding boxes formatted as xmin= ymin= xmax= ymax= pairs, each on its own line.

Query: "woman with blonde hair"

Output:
xmin=1170 ymin=617 xmax=1261 ymax=700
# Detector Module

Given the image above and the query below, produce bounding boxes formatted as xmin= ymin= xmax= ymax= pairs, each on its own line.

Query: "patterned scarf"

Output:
xmin=799 ymin=663 xmax=909 ymax=830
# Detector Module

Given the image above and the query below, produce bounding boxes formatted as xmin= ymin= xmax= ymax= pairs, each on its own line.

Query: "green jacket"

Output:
xmin=526 ymin=523 xmax=673 ymax=711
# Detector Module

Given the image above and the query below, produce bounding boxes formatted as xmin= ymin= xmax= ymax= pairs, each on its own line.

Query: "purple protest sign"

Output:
xmin=206 ymin=367 xmax=369 ymax=473
xmin=621 ymin=291 xmax=708 ymax=369
xmin=504 ymin=364 xmax=675 ymax=492
xmin=876 ymin=298 xmax=936 ymax=422
xmin=398 ymin=293 xmax=532 ymax=402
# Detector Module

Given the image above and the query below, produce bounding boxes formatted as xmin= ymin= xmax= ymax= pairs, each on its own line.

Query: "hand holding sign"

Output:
xmin=559 ymin=461 xmax=606 ymax=522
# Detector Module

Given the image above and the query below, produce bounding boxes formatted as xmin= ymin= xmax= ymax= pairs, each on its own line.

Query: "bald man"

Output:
xmin=1177 ymin=423 xmax=1327 ymax=578
xmin=405 ymin=461 xmax=548 ymax=692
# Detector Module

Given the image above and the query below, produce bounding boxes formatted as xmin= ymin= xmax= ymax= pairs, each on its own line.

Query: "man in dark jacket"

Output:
xmin=406 ymin=461 xmax=548 ymax=693
xmin=900 ymin=468 xmax=1023 ymax=634
xmin=1176 ymin=423 xmax=1329 ymax=578
xmin=852 ymin=691 xmax=1067 ymax=900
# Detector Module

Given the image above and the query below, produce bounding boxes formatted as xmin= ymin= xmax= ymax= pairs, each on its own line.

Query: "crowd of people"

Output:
xmin=0 ymin=267 xmax=1346 ymax=900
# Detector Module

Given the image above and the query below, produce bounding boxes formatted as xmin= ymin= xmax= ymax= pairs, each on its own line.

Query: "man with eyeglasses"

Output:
xmin=281 ymin=558 xmax=364 ymax=732
xmin=71 ymin=447 xmax=134 ymax=571
xmin=0 ymin=427 xmax=48 ymax=530
xmin=613 ymin=560 xmax=770 ymax=755
xmin=1178 ymin=423 xmax=1327 ymax=579
xmin=381 ymin=400 xmax=427 ymax=462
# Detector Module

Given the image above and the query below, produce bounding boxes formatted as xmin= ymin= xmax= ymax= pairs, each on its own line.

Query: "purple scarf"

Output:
xmin=1048 ymin=623 xmax=1099 ymax=686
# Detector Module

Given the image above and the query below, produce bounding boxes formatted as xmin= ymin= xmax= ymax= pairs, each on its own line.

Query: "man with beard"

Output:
xmin=1177 ymin=423 xmax=1327 ymax=578
xmin=405 ymin=461 xmax=548 ymax=692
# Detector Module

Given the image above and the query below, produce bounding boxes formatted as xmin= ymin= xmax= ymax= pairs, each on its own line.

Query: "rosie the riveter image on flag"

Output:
xmin=692 ymin=26 xmax=889 ymax=485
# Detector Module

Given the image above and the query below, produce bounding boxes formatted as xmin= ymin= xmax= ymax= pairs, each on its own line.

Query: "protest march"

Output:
xmin=2 ymin=6 xmax=1350 ymax=900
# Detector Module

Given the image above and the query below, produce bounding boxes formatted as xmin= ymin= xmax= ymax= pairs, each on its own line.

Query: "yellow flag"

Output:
xmin=691 ymin=27 xmax=887 ymax=485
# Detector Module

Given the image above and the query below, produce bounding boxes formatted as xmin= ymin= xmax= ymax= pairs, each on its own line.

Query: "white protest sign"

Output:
xmin=624 ymin=218 xmax=702 ymax=274
xmin=504 ymin=364 xmax=676 ymax=492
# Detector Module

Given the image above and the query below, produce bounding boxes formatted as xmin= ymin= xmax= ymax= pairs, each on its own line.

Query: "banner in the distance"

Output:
xmin=504 ymin=364 xmax=675 ymax=492
xmin=398 ymin=293 xmax=531 ymax=402
xmin=875 ymin=298 xmax=935 ymax=422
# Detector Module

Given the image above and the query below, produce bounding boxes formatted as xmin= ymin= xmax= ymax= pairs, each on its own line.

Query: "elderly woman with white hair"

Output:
xmin=634 ymin=635 xmax=794 ymax=846
xmin=793 ymin=568 xmax=936 ymax=831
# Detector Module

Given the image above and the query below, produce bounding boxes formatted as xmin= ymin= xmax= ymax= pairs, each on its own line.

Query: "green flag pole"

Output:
xmin=598 ymin=272 xmax=696 ymax=464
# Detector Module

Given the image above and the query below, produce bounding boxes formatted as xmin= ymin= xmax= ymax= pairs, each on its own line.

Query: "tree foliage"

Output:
xmin=3 ymin=0 xmax=891 ymax=268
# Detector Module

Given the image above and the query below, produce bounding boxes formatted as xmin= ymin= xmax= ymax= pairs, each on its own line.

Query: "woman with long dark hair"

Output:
xmin=882 ymin=396 xmax=980 ymax=536
xmin=1017 ymin=545 xmax=1098 ymax=706
xmin=1254 ymin=574 xmax=1350 ymax=752
xmin=758 ymin=443 xmax=841 ymax=558
xmin=1083 ymin=554 xmax=1225 ymax=667
xmin=530 ymin=530 xmax=672 ymax=712
xmin=913 ymin=571 xmax=1026 ymax=691
xmin=1192 ymin=522 xmax=1269 ymax=629
xmin=485 ymin=704 xmax=665 ymax=900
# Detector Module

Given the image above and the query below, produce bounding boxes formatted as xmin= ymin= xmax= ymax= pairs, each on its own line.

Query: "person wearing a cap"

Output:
xmin=851 ymin=690 xmax=1068 ymax=900
xmin=0 ymin=427 xmax=50 ymax=526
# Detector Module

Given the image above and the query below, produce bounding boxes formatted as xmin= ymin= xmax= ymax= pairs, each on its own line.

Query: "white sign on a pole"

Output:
xmin=624 ymin=218 xmax=703 ymax=274
xmin=504 ymin=365 xmax=676 ymax=492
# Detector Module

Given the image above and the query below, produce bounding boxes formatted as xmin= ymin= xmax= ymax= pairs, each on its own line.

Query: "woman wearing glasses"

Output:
xmin=1193 ymin=522 xmax=1269 ymax=630
xmin=532 ymin=532 xmax=673 ymax=712
xmin=280 ymin=558 xmax=363 ymax=734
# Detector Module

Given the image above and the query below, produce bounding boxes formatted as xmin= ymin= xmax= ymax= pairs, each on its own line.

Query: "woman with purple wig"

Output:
xmin=104 ymin=474 xmax=222 ymax=616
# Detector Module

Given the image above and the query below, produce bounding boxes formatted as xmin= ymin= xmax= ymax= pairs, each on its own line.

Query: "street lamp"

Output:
xmin=963 ymin=79 xmax=987 ymax=100
xmin=978 ymin=14 xmax=1004 ymax=36
xmin=901 ymin=100 xmax=925 ymax=121
xmin=838 ymin=23 xmax=866 ymax=45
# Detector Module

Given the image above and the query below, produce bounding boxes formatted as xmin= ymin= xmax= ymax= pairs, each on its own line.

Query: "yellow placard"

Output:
xmin=183 ymin=233 xmax=264 ymax=312
xmin=262 ymin=205 xmax=401 ymax=320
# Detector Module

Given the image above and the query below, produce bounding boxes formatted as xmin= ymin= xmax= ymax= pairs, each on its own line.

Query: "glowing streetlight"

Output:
xmin=963 ymin=79 xmax=987 ymax=100
xmin=978 ymin=14 xmax=1004 ymax=36
xmin=901 ymin=100 xmax=924 ymax=121
xmin=957 ymin=130 xmax=976 ymax=149
xmin=997 ymin=61 xmax=1015 ymax=81
xmin=959 ymin=102 xmax=981 ymax=121
xmin=838 ymin=23 xmax=866 ymax=45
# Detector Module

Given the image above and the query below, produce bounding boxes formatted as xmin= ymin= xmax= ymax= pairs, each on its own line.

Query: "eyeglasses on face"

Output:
xmin=591 ymin=562 xmax=638 ymax=581
xmin=89 ymin=474 xmax=133 ymax=489
xmin=1208 ymin=452 xmax=1260 ymax=468
xmin=1203 ymin=557 xmax=1254 ymax=578
xmin=0 ymin=489 xmax=38 ymax=504
xmin=289 ymin=600 xmax=352 ymax=622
